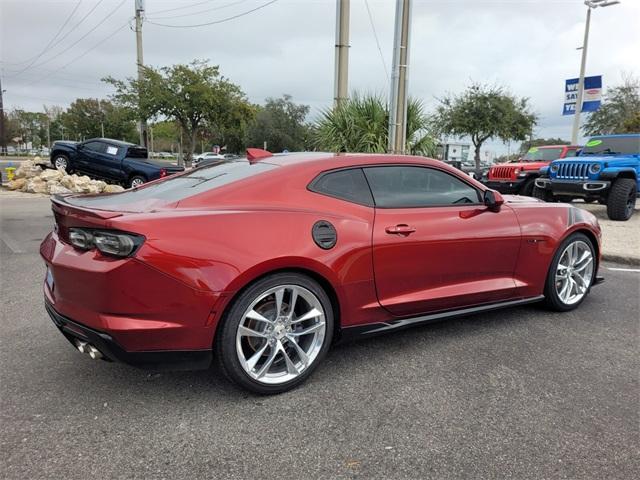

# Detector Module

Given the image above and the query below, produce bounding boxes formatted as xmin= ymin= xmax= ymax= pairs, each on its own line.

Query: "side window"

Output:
xmin=309 ymin=168 xmax=374 ymax=206
xmin=564 ymin=149 xmax=579 ymax=158
xmin=83 ymin=141 xmax=105 ymax=153
xmin=105 ymin=145 xmax=119 ymax=156
xmin=363 ymin=166 xmax=481 ymax=208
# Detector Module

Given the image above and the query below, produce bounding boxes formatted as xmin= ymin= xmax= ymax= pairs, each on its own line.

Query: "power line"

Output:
xmin=23 ymin=22 xmax=130 ymax=88
xmin=9 ymin=1 xmax=83 ymax=76
xmin=146 ymin=0 xmax=217 ymax=16
xmin=14 ymin=0 xmax=126 ymax=74
xmin=147 ymin=0 xmax=249 ymax=20
xmin=2 ymin=0 xmax=105 ymax=67
xmin=146 ymin=0 xmax=279 ymax=28
xmin=364 ymin=0 xmax=389 ymax=83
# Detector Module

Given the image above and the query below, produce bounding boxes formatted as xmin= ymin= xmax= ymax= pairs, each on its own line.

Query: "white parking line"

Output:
xmin=0 ymin=233 xmax=26 ymax=253
xmin=607 ymin=267 xmax=640 ymax=273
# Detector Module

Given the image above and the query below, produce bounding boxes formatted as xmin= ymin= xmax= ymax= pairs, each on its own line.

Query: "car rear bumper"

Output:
xmin=45 ymin=301 xmax=212 ymax=370
xmin=535 ymin=178 xmax=611 ymax=197
xmin=484 ymin=178 xmax=526 ymax=194
xmin=40 ymin=231 xmax=222 ymax=354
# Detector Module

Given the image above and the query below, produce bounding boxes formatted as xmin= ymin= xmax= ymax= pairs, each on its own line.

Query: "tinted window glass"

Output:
xmin=310 ymin=168 xmax=373 ymax=206
xmin=522 ymin=147 xmax=565 ymax=161
xmin=564 ymin=149 xmax=579 ymax=157
xmin=65 ymin=161 xmax=277 ymax=209
xmin=364 ymin=166 xmax=480 ymax=208
xmin=126 ymin=146 xmax=147 ymax=158
xmin=83 ymin=141 xmax=104 ymax=153
xmin=580 ymin=136 xmax=640 ymax=156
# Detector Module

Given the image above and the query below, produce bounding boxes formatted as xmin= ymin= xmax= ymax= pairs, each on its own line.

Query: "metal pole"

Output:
xmin=388 ymin=0 xmax=412 ymax=154
xmin=333 ymin=0 xmax=350 ymax=107
xmin=135 ymin=0 xmax=148 ymax=148
xmin=571 ymin=6 xmax=591 ymax=145
xmin=0 ymin=76 xmax=6 ymax=156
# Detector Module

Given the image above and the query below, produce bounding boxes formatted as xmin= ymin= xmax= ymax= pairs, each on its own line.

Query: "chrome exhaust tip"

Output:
xmin=75 ymin=340 xmax=89 ymax=353
xmin=87 ymin=345 xmax=103 ymax=360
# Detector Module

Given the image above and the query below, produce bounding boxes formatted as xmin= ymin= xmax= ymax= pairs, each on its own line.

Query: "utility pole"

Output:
xmin=135 ymin=0 xmax=148 ymax=148
xmin=388 ymin=0 xmax=412 ymax=154
xmin=333 ymin=0 xmax=350 ymax=107
xmin=0 ymin=76 xmax=6 ymax=156
xmin=571 ymin=0 xmax=620 ymax=145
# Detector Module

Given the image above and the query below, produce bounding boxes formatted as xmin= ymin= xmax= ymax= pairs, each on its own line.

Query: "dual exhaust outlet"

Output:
xmin=75 ymin=340 xmax=104 ymax=360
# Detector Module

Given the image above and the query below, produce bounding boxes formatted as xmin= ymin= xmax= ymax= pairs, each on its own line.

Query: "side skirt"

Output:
xmin=340 ymin=295 xmax=545 ymax=341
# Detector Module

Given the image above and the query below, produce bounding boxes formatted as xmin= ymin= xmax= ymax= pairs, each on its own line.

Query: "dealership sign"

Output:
xmin=563 ymin=75 xmax=602 ymax=115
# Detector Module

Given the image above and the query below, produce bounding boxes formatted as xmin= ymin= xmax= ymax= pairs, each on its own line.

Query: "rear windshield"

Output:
xmin=126 ymin=146 xmax=148 ymax=159
xmin=521 ymin=147 xmax=565 ymax=162
xmin=65 ymin=161 xmax=277 ymax=210
xmin=579 ymin=136 xmax=640 ymax=156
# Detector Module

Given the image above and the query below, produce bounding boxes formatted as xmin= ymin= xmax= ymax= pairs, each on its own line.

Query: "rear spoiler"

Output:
xmin=246 ymin=148 xmax=272 ymax=163
xmin=51 ymin=195 xmax=123 ymax=220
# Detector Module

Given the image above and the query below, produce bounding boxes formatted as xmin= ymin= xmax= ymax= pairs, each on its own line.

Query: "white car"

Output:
xmin=193 ymin=152 xmax=225 ymax=168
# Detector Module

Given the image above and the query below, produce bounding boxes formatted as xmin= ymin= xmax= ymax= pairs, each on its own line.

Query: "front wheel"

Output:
xmin=520 ymin=177 xmax=536 ymax=196
xmin=543 ymin=233 xmax=596 ymax=312
xmin=607 ymin=178 xmax=637 ymax=221
xmin=52 ymin=154 xmax=70 ymax=172
xmin=216 ymin=273 xmax=334 ymax=394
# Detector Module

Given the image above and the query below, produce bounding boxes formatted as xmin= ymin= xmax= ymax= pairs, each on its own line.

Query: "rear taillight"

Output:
xmin=68 ymin=228 xmax=144 ymax=257
xmin=159 ymin=168 xmax=167 ymax=178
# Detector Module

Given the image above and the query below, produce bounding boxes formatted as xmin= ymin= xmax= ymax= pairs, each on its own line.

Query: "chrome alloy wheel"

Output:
xmin=54 ymin=156 xmax=68 ymax=170
xmin=130 ymin=177 xmax=145 ymax=188
xmin=555 ymin=240 xmax=594 ymax=305
xmin=235 ymin=285 xmax=326 ymax=385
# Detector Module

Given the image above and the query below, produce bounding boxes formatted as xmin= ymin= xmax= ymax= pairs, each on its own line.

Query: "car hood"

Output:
xmin=53 ymin=141 xmax=78 ymax=148
xmin=502 ymin=194 xmax=544 ymax=204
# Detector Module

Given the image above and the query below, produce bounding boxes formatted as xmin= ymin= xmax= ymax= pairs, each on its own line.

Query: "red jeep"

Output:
xmin=485 ymin=145 xmax=580 ymax=196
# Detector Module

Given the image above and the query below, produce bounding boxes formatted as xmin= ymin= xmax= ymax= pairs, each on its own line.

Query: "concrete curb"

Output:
xmin=602 ymin=253 xmax=640 ymax=267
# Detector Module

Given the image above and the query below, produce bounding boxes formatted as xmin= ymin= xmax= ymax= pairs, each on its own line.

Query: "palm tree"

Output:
xmin=314 ymin=93 xmax=436 ymax=156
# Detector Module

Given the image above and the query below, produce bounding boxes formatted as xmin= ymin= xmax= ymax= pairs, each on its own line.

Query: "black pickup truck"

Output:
xmin=50 ymin=138 xmax=184 ymax=188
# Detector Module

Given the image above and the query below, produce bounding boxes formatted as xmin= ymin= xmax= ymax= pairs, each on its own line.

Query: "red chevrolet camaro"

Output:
xmin=41 ymin=151 xmax=603 ymax=393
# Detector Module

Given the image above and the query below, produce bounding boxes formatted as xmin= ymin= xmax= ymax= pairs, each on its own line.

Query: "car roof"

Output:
xmin=86 ymin=138 xmax=141 ymax=147
xmin=260 ymin=151 xmax=456 ymax=173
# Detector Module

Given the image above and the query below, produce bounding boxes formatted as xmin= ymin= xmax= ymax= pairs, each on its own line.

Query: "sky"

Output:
xmin=1 ymin=0 xmax=639 ymax=156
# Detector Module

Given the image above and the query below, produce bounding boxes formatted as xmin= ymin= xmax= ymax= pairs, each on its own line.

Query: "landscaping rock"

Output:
xmin=25 ymin=178 xmax=49 ymax=194
xmin=7 ymin=178 xmax=27 ymax=191
xmin=103 ymin=184 xmax=125 ymax=193
xmin=48 ymin=184 xmax=73 ymax=195
xmin=14 ymin=160 xmax=42 ymax=179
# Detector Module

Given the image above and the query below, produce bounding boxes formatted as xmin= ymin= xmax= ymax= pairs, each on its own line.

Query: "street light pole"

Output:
xmin=135 ymin=0 xmax=148 ymax=148
xmin=571 ymin=0 xmax=620 ymax=145
xmin=333 ymin=0 xmax=350 ymax=107
xmin=388 ymin=0 xmax=412 ymax=154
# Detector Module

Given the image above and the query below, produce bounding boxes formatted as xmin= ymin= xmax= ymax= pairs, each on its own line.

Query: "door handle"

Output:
xmin=385 ymin=224 xmax=416 ymax=235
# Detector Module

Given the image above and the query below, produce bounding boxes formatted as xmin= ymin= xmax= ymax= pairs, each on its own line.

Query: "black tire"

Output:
xmin=52 ymin=154 xmax=71 ymax=173
xmin=128 ymin=175 xmax=147 ymax=188
xmin=606 ymin=178 xmax=637 ymax=221
xmin=543 ymin=232 xmax=596 ymax=312
xmin=215 ymin=272 xmax=334 ymax=394
xmin=520 ymin=177 xmax=536 ymax=196
xmin=556 ymin=196 xmax=573 ymax=203
xmin=532 ymin=185 xmax=554 ymax=202
xmin=583 ymin=198 xmax=596 ymax=204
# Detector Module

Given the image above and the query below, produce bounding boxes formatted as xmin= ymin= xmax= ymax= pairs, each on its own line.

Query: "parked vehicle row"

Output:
xmin=50 ymin=138 xmax=184 ymax=188
xmin=482 ymin=134 xmax=639 ymax=221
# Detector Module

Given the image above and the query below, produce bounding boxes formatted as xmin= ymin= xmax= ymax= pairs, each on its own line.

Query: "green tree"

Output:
xmin=59 ymin=98 xmax=137 ymax=142
xmin=583 ymin=76 xmax=640 ymax=135
xmin=314 ymin=93 xmax=436 ymax=156
xmin=245 ymin=95 xmax=311 ymax=152
xmin=519 ymin=137 xmax=569 ymax=153
xmin=432 ymin=83 xmax=537 ymax=176
xmin=7 ymin=109 xmax=48 ymax=147
xmin=105 ymin=60 xmax=254 ymax=165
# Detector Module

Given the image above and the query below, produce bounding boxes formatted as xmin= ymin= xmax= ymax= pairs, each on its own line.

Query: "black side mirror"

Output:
xmin=484 ymin=189 xmax=504 ymax=212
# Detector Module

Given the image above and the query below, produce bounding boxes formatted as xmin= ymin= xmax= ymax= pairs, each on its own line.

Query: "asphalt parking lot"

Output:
xmin=1 ymin=196 xmax=638 ymax=479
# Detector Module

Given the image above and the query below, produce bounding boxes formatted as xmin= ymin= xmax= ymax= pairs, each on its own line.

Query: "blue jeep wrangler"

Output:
xmin=534 ymin=134 xmax=640 ymax=221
